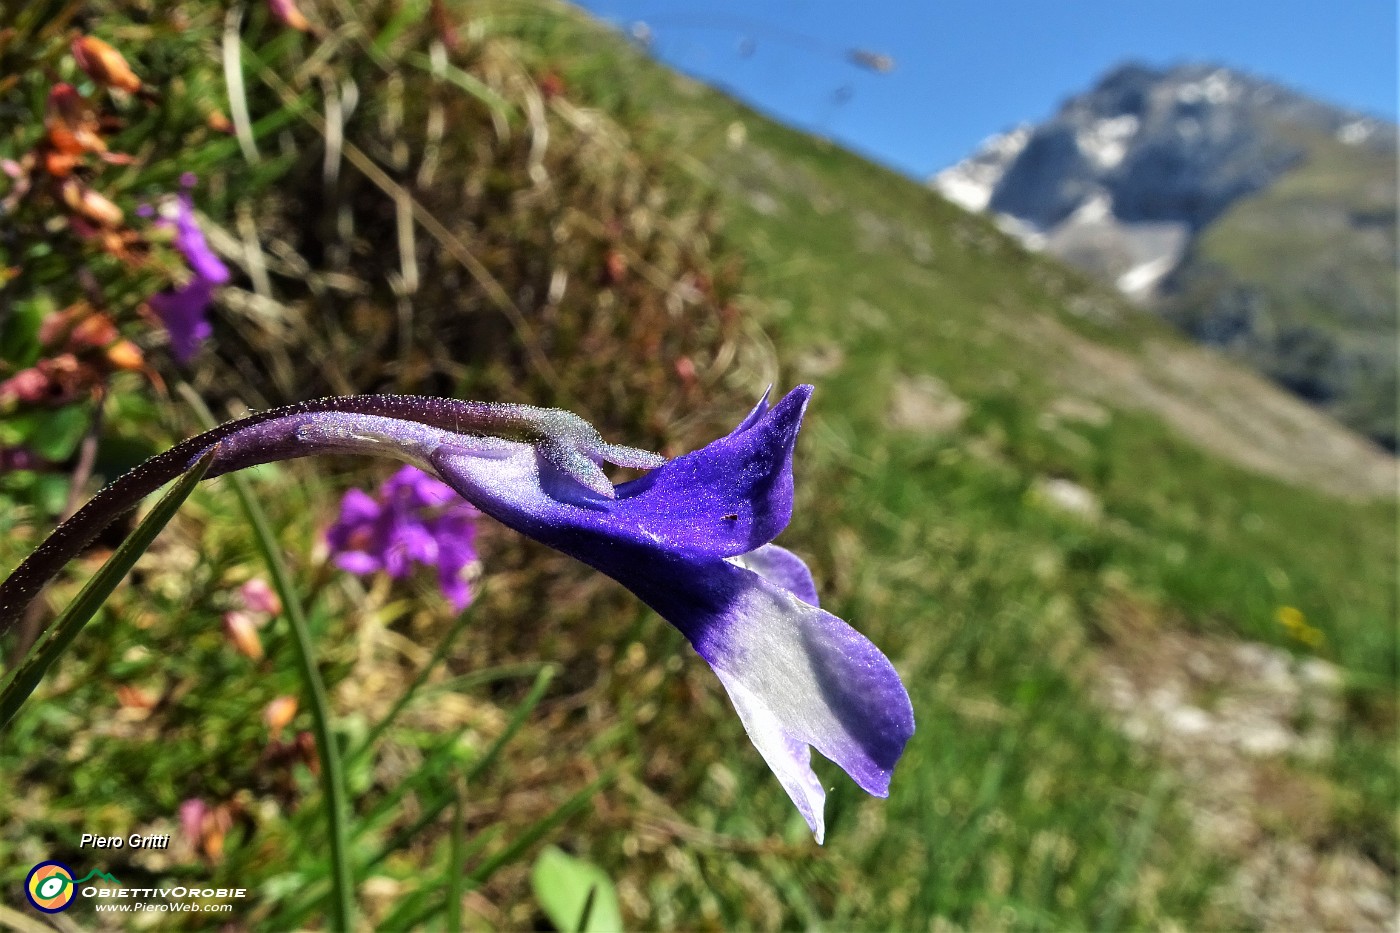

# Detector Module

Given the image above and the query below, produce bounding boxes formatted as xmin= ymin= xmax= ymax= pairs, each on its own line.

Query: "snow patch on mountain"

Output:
xmin=930 ymin=125 xmax=1029 ymax=213
xmin=1117 ymin=253 xmax=1178 ymax=297
xmin=1337 ymin=118 xmax=1381 ymax=146
xmin=1173 ymin=69 xmax=1240 ymax=106
xmin=1078 ymin=114 xmax=1139 ymax=170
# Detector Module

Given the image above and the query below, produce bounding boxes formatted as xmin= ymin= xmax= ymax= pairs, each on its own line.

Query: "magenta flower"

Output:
xmin=178 ymin=798 xmax=207 ymax=847
xmin=326 ymin=465 xmax=480 ymax=610
xmin=147 ymin=175 xmax=229 ymax=364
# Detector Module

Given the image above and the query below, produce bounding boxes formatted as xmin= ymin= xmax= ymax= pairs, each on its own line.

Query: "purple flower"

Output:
xmin=326 ymin=464 xmax=480 ymax=610
xmin=0 ymin=389 xmax=913 ymax=842
xmin=148 ymin=280 xmax=215 ymax=363
xmin=422 ymin=387 xmax=914 ymax=842
xmin=267 ymin=389 xmax=912 ymax=840
xmin=0 ymin=446 xmax=41 ymax=473
xmin=147 ymin=178 xmax=230 ymax=364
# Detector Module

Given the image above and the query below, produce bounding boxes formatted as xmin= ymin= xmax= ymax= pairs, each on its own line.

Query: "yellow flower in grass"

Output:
xmin=1274 ymin=605 xmax=1325 ymax=647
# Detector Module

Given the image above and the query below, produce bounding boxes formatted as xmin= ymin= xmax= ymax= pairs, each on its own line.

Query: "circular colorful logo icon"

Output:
xmin=25 ymin=861 xmax=77 ymax=913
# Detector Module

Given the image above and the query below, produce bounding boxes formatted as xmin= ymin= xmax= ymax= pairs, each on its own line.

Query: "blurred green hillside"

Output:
xmin=1 ymin=1 xmax=1394 ymax=929
xmin=1164 ymin=121 xmax=1398 ymax=449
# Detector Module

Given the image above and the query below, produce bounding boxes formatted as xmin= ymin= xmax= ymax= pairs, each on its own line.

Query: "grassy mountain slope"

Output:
xmin=520 ymin=5 xmax=1397 ymax=927
xmin=1163 ymin=122 xmax=1398 ymax=448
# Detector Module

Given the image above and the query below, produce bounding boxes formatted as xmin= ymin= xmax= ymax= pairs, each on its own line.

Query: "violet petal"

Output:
xmin=429 ymin=386 xmax=913 ymax=840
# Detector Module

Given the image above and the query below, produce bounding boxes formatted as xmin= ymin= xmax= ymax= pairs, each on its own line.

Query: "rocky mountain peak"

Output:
xmin=933 ymin=62 xmax=1393 ymax=297
xmin=932 ymin=61 xmax=1398 ymax=450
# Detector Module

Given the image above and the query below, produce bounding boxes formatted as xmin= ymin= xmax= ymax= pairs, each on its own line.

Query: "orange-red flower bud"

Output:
xmin=68 ymin=311 xmax=119 ymax=351
xmin=72 ymin=35 xmax=143 ymax=94
xmin=295 ymin=731 xmax=320 ymax=775
xmin=264 ymin=695 xmax=298 ymax=734
xmin=538 ymin=71 xmax=566 ymax=101
xmin=59 ymin=177 xmax=123 ymax=227
xmin=43 ymin=149 xmax=80 ymax=178
xmin=45 ymin=83 xmax=106 ymax=157
xmin=115 ymin=683 xmax=158 ymax=712
xmin=222 ymin=610 xmax=265 ymax=661
xmin=603 ymin=249 xmax=627 ymax=284
xmin=268 ymin=0 xmax=312 ymax=32
xmin=201 ymin=804 xmax=234 ymax=860
xmin=37 ymin=303 xmax=90 ymax=349
xmin=206 ymin=110 xmax=234 ymax=134
xmin=105 ymin=338 xmax=145 ymax=371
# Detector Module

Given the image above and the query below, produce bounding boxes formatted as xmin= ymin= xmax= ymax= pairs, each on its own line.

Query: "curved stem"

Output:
xmin=0 ymin=394 xmax=635 ymax=641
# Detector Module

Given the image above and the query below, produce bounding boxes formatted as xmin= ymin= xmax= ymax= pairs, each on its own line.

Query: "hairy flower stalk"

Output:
xmin=0 ymin=389 xmax=913 ymax=840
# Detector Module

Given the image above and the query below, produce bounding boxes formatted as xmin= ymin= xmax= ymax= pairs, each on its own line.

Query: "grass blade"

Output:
xmin=277 ymin=664 xmax=560 ymax=926
xmin=1097 ymin=773 xmax=1172 ymax=930
xmin=355 ymin=722 xmax=475 ymax=839
xmin=349 ymin=598 xmax=480 ymax=763
xmin=180 ymin=386 xmax=355 ymax=931
xmin=576 ymin=884 xmax=598 ymax=933
xmin=229 ymin=468 xmax=356 ymax=930
xmin=446 ymin=778 xmax=467 ymax=932
xmin=377 ymin=887 xmax=440 ymax=931
xmin=0 ymin=448 xmax=214 ymax=732
xmin=465 ymin=665 xmax=556 ymax=782
xmin=464 ymin=769 xmax=616 ymax=890
xmin=221 ymin=3 xmax=260 ymax=164
xmin=386 ymin=774 xmax=615 ymax=932
xmin=370 ymin=665 xmax=557 ymax=866
xmin=403 ymin=51 xmax=513 ymax=119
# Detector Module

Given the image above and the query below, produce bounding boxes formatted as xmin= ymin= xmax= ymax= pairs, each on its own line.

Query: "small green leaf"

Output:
xmin=17 ymin=405 xmax=91 ymax=461
xmin=0 ymin=294 xmax=52 ymax=367
xmin=530 ymin=845 xmax=624 ymax=933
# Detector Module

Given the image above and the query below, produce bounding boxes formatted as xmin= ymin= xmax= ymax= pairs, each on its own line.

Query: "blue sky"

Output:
xmin=570 ymin=0 xmax=1398 ymax=179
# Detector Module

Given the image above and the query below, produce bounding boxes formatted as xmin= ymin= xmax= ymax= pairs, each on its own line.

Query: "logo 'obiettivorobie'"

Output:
xmin=25 ymin=861 xmax=120 ymax=913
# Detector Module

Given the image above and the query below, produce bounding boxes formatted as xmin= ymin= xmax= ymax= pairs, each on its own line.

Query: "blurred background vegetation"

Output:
xmin=0 ymin=0 xmax=1394 ymax=929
